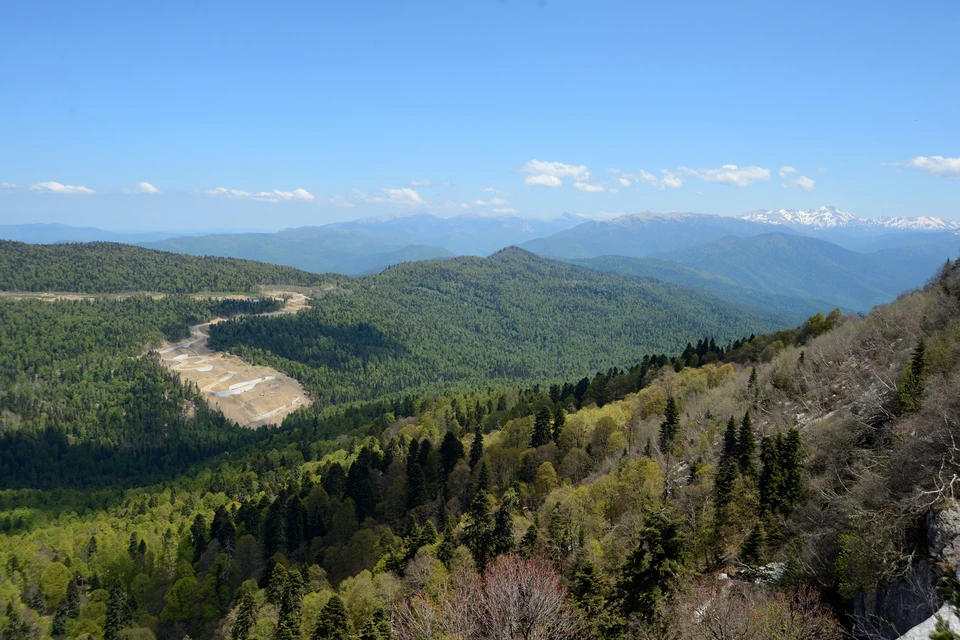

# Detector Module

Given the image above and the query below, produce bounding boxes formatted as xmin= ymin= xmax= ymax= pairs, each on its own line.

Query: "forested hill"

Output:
xmin=0 ymin=240 xmax=333 ymax=293
xmin=208 ymin=247 xmax=795 ymax=406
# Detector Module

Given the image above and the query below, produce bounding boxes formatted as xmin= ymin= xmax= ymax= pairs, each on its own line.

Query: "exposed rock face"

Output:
xmin=853 ymin=500 xmax=960 ymax=638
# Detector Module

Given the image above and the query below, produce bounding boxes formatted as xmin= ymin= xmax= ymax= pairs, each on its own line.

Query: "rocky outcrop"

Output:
xmin=853 ymin=500 xmax=960 ymax=638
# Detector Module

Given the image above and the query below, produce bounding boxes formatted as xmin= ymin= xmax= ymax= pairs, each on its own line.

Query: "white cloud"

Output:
xmin=472 ymin=199 xmax=488 ymax=206
xmin=487 ymin=197 xmax=508 ymax=206
xmin=637 ymin=169 xmax=685 ymax=190
xmin=206 ymin=187 xmax=315 ymax=202
xmin=618 ymin=177 xmax=632 ymax=187
xmin=524 ymin=174 xmax=562 ymax=187
xmin=778 ymin=166 xmax=796 ymax=179
xmin=905 ymin=156 xmax=960 ymax=178
xmin=492 ymin=207 xmax=518 ymax=214
xmin=573 ymin=182 xmax=604 ymax=193
xmin=519 ymin=159 xmax=591 ymax=182
xmin=410 ymin=178 xmax=433 ymax=187
xmin=678 ymin=164 xmax=770 ymax=187
xmin=30 ymin=181 xmax=95 ymax=195
xmin=608 ymin=188 xmax=619 ymax=194
xmin=122 ymin=181 xmax=160 ymax=194
xmin=818 ymin=167 xmax=827 ymax=174
xmin=782 ymin=175 xmax=816 ymax=191
xmin=460 ymin=203 xmax=471 ymax=209
xmin=360 ymin=187 xmax=425 ymax=206
xmin=0 ymin=182 xmax=17 ymax=190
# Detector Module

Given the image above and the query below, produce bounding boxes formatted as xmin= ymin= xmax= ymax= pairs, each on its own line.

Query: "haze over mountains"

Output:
xmin=3 ymin=206 xmax=958 ymax=312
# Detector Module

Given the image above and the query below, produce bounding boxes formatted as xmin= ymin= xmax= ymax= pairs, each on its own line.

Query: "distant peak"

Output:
xmin=738 ymin=206 xmax=959 ymax=231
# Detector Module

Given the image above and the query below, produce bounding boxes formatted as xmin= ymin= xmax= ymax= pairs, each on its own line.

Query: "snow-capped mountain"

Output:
xmin=738 ymin=206 xmax=959 ymax=232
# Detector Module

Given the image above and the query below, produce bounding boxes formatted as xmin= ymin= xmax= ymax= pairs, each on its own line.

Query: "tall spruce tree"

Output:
xmin=895 ymin=337 xmax=927 ymax=414
xmin=464 ymin=486 xmax=494 ymax=572
xmin=231 ymin=591 xmax=256 ymax=640
xmin=439 ymin=430 xmax=465 ymax=477
xmin=737 ymin=412 xmax=757 ymax=478
xmin=532 ymin=406 xmax=553 ymax=447
xmin=758 ymin=436 xmax=784 ymax=515
xmin=313 ymin=594 xmax=348 ymax=640
xmin=491 ymin=504 xmax=514 ymax=557
xmin=552 ymin=407 xmax=566 ymax=442
xmin=721 ymin=416 xmax=738 ymax=465
xmin=469 ymin=423 xmax=484 ymax=469
xmin=659 ymin=396 xmax=680 ymax=450
xmin=104 ymin=582 xmax=132 ymax=640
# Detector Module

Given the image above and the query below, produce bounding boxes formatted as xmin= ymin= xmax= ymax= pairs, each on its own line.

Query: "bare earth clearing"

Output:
xmin=1 ymin=289 xmax=313 ymax=428
xmin=157 ymin=292 xmax=311 ymax=428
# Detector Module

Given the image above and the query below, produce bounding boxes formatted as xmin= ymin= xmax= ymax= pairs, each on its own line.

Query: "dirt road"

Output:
xmin=158 ymin=291 xmax=311 ymax=428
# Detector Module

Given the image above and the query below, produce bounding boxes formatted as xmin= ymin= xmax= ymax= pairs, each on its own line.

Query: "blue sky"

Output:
xmin=1 ymin=1 xmax=958 ymax=230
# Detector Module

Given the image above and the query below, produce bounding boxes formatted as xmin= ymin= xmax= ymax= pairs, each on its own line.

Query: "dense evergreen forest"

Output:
xmin=0 ymin=296 xmax=283 ymax=488
xmin=0 ymin=241 xmax=333 ymax=293
xmin=209 ymin=248 xmax=793 ymax=406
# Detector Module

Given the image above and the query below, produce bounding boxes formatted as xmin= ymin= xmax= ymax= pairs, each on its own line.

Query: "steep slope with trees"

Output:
xmin=208 ymin=248 xmax=794 ymax=406
xmin=0 ymin=240 xmax=333 ymax=294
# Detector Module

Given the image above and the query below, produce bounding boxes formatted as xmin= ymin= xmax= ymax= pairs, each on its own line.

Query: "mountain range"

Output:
xmin=4 ymin=207 xmax=959 ymax=312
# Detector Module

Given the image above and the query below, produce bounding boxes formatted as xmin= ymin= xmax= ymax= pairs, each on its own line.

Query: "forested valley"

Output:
xmin=2 ymin=243 xmax=960 ymax=639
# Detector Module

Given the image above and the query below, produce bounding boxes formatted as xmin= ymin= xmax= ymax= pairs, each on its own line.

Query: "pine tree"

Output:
xmin=439 ymin=430 xmax=465 ymax=477
xmin=437 ymin=520 xmax=456 ymax=569
xmin=313 ymin=594 xmax=348 ymax=640
xmin=491 ymin=504 xmax=514 ymax=557
xmin=552 ymin=407 xmax=566 ymax=442
xmin=263 ymin=498 xmax=287 ymax=558
xmin=930 ymin=615 xmax=960 ymax=640
xmin=51 ymin=599 xmax=68 ymax=636
xmin=759 ymin=435 xmax=784 ymax=515
xmin=231 ymin=591 xmax=256 ymax=640
xmin=748 ymin=366 xmax=758 ymax=388
xmin=737 ymin=412 xmax=757 ymax=478
xmin=266 ymin=563 xmax=288 ymax=605
xmin=468 ymin=423 xmax=484 ymax=469
xmin=720 ymin=416 xmax=738 ymax=465
xmin=190 ymin=513 xmax=208 ymax=560
xmin=895 ymin=337 xmax=927 ymax=414
xmin=519 ymin=523 xmax=539 ymax=558
xmin=779 ymin=427 xmax=805 ymax=510
xmin=5 ymin=602 xmax=25 ymax=640
xmin=104 ymin=582 xmax=132 ymax=640
xmin=531 ymin=406 xmax=553 ymax=447
xmin=659 ymin=396 xmax=680 ymax=450
xmin=464 ymin=487 xmax=493 ymax=572
xmin=740 ymin=522 xmax=765 ymax=563
xmin=285 ymin=496 xmax=306 ymax=552
xmin=617 ymin=509 xmax=687 ymax=622
xmin=65 ymin=577 xmax=80 ymax=618
xmin=276 ymin=571 xmax=304 ymax=640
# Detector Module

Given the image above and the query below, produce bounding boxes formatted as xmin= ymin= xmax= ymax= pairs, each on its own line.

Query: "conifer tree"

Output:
xmin=51 ymin=599 xmax=68 ymax=636
xmin=659 ymin=396 xmax=680 ymax=450
xmin=439 ymin=430 xmax=465 ymax=477
xmin=469 ymin=423 xmax=484 ymax=469
xmin=748 ymin=366 xmax=758 ymax=388
xmin=519 ymin=523 xmax=539 ymax=558
xmin=491 ymin=504 xmax=514 ymax=557
xmin=532 ymin=406 xmax=553 ymax=447
xmin=276 ymin=571 xmax=304 ymax=640
xmin=285 ymin=496 xmax=306 ymax=552
xmin=740 ymin=522 xmax=765 ymax=563
xmin=779 ymin=427 xmax=804 ymax=509
xmin=437 ymin=520 xmax=456 ymax=569
xmin=65 ymin=577 xmax=80 ymax=618
xmin=552 ymin=407 xmax=566 ymax=442
xmin=759 ymin=435 xmax=784 ymax=515
xmin=464 ymin=485 xmax=493 ymax=572
xmin=266 ymin=563 xmax=288 ymax=605
xmin=737 ymin=412 xmax=757 ymax=478
xmin=313 ymin=594 xmax=348 ymax=640
xmin=617 ymin=509 xmax=687 ymax=622
xmin=104 ymin=582 xmax=132 ymax=640
xmin=231 ymin=591 xmax=256 ymax=640
xmin=190 ymin=513 xmax=208 ymax=560
xmin=263 ymin=499 xmax=287 ymax=558
xmin=895 ymin=337 xmax=927 ymax=414
xmin=721 ymin=416 xmax=738 ymax=465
